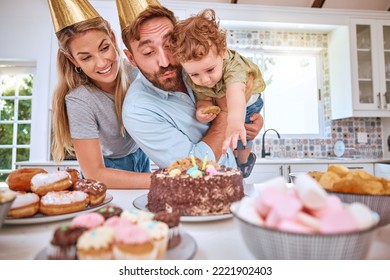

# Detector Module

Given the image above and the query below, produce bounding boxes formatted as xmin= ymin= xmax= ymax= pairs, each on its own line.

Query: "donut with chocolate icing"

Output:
xmin=73 ymin=179 xmax=107 ymax=206
xmin=65 ymin=168 xmax=81 ymax=186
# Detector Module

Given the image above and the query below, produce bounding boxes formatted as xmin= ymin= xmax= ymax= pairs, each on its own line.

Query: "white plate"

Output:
xmin=333 ymin=140 xmax=345 ymax=157
xmin=35 ymin=231 xmax=197 ymax=260
xmin=4 ymin=193 xmax=113 ymax=225
xmin=132 ymin=194 xmax=233 ymax=222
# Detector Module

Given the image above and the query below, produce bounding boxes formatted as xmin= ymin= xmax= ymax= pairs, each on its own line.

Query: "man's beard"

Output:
xmin=140 ymin=64 xmax=183 ymax=92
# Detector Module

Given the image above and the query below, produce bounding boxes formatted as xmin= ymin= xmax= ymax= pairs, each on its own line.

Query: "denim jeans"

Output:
xmin=237 ymin=95 xmax=264 ymax=150
xmin=104 ymin=148 xmax=151 ymax=172
xmin=81 ymin=148 xmax=150 ymax=178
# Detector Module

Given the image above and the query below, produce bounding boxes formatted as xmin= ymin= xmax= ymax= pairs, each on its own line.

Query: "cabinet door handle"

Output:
xmin=378 ymin=92 xmax=382 ymax=109
xmin=287 ymin=165 xmax=291 ymax=174
xmin=383 ymin=93 xmax=388 ymax=109
xmin=280 ymin=165 xmax=283 ymax=177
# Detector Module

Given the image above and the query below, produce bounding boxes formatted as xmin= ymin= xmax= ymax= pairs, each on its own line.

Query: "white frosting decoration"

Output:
xmin=31 ymin=171 xmax=69 ymax=187
xmin=11 ymin=192 xmax=39 ymax=208
xmin=40 ymin=191 xmax=87 ymax=205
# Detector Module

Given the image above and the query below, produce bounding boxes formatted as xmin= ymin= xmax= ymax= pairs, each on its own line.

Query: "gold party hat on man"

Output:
xmin=116 ymin=0 xmax=161 ymax=31
xmin=48 ymin=0 xmax=101 ymax=33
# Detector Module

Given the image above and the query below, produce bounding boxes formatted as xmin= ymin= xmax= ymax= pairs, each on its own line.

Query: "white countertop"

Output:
xmin=256 ymin=157 xmax=390 ymax=164
xmin=1 ymin=188 xmax=390 ymax=260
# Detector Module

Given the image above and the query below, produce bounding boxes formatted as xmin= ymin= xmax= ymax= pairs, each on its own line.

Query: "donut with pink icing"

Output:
xmin=7 ymin=192 xmax=40 ymax=218
xmin=31 ymin=171 xmax=72 ymax=196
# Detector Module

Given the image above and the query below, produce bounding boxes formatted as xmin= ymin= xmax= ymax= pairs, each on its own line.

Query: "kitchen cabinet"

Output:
xmin=337 ymin=162 xmax=374 ymax=174
xmin=245 ymin=164 xmax=283 ymax=184
xmin=374 ymin=163 xmax=390 ymax=179
xmin=330 ymin=19 xmax=390 ymax=119
xmin=350 ymin=19 xmax=390 ymax=115
xmin=245 ymin=163 xmax=328 ymax=184
xmin=245 ymin=161 xmax=376 ymax=184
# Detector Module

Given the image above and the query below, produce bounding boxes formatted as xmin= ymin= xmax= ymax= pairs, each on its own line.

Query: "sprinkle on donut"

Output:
xmin=73 ymin=179 xmax=107 ymax=206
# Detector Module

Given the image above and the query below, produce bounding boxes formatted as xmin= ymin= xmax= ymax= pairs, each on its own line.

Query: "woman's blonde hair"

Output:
xmin=51 ymin=17 xmax=130 ymax=162
xmin=170 ymin=9 xmax=227 ymax=63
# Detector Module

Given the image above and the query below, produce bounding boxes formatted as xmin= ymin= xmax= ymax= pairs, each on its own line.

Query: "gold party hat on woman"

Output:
xmin=48 ymin=0 xmax=101 ymax=33
xmin=116 ymin=0 xmax=161 ymax=31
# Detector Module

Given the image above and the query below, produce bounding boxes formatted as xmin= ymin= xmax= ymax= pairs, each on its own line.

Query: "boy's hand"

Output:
xmin=222 ymin=121 xmax=247 ymax=155
xmin=196 ymin=108 xmax=218 ymax=123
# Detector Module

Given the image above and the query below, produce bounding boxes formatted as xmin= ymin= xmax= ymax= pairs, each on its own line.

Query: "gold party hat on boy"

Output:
xmin=116 ymin=0 xmax=161 ymax=31
xmin=48 ymin=0 xmax=101 ymax=33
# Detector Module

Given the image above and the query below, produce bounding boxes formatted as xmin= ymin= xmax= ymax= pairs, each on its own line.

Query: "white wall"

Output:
xmin=0 ymin=0 xmax=53 ymax=162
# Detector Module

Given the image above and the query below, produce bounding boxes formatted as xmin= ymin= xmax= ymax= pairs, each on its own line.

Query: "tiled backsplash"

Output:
xmin=226 ymin=29 xmax=383 ymax=159
xmin=253 ymin=117 xmax=382 ymax=159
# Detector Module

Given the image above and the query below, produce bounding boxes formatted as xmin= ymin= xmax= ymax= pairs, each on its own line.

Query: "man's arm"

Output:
xmin=246 ymin=112 xmax=263 ymax=140
xmin=201 ymin=110 xmax=228 ymax=162
xmin=122 ymin=90 xmax=227 ymax=168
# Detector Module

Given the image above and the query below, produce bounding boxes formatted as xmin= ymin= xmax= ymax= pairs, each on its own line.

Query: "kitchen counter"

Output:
xmin=256 ymin=157 xmax=390 ymax=164
xmin=1 ymin=188 xmax=390 ymax=260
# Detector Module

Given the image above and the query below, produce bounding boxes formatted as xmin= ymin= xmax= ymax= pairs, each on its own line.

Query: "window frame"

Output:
xmin=0 ymin=60 xmax=36 ymax=177
xmin=234 ymin=47 xmax=325 ymax=139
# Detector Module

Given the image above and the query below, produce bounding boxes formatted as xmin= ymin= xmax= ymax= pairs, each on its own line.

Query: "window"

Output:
xmin=237 ymin=49 xmax=324 ymax=138
xmin=0 ymin=62 xmax=35 ymax=183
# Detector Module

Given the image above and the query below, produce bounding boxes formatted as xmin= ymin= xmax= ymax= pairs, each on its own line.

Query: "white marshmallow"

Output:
xmin=293 ymin=173 xmax=327 ymax=210
xmin=237 ymin=196 xmax=264 ymax=226
xmin=346 ymin=202 xmax=378 ymax=230
xmin=256 ymin=176 xmax=288 ymax=195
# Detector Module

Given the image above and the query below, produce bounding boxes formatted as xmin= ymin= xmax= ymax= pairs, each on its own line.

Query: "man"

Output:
xmin=116 ymin=0 xmax=263 ymax=168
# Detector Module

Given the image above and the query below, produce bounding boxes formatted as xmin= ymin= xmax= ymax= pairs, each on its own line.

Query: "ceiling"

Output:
xmin=176 ymin=0 xmax=390 ymax=11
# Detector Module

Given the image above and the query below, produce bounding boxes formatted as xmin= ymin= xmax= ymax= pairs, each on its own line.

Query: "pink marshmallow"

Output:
xmin=264 ymin=194 xmax=302 ymax=228
xmin=319 ymin=208 xmax=358 ymax=234
xmin=255 ymin=187 xmax=286 ymax=218
xmin=311 ymin=195 xmax=343 ymax=218
xmin=278 ymin=219 xmax=316 ymax=234
xmin=295 ymin=211 xmax=320 ymax=232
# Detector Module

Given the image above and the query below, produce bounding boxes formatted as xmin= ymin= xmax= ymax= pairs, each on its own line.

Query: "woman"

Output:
xmin=50 ymin=1 xmax=151 ymax=189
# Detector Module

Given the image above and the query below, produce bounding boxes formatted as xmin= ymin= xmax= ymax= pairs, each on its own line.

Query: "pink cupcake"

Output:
xmin=113 ymin=224 xmax=158 ymax=260
xmin=71 ymin=212 xmax=105 ymax=229
xmin=104 ymin=216 xmax=132 ymax=228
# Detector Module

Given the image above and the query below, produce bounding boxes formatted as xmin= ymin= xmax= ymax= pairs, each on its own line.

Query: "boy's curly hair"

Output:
xmin=170 ymin=9 xmax=227 ymax=63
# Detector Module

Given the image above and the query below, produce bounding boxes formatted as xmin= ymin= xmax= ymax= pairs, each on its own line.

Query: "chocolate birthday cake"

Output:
xmin=147 ymin=157 xmax=244 ymax=216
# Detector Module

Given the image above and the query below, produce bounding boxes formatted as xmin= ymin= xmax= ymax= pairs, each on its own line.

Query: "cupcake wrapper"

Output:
xmin=47 ymin=245 xmax=77 ymax=260
xmin=113 ymin=245 xmax=158 ymax=260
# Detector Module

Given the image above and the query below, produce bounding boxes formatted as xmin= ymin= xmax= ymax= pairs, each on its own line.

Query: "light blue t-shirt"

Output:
xmin=122 ymin=71 xmax=237 ymax=168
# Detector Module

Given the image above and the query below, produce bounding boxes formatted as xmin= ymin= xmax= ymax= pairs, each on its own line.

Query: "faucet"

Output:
xmin=261 ymin=128 xmax=281 ymax=158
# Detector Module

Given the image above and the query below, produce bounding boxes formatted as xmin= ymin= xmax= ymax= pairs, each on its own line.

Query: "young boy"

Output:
xmin=170 ymin=9 xmax=266 ymax=178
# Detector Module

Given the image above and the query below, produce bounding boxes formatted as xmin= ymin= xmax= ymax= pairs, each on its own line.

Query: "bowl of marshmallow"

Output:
xmin=0 ymin=189 xmax=16 ymax=228
xmin=231 ymin=173 xmax=380 ymax=260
